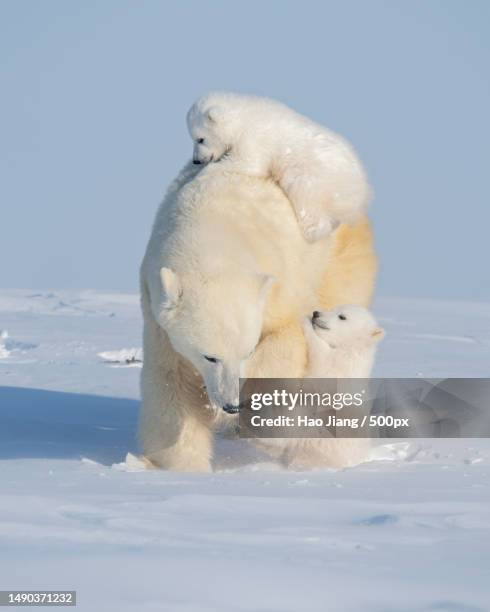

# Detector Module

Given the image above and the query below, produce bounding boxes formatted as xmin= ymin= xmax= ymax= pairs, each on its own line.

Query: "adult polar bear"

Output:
xmin=139 ymin=161 xmax=376 ymax=471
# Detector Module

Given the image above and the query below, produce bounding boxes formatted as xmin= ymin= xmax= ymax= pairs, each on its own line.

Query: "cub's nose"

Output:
xmin=193 ymin=159 xmax=202 ymax=165
xmin=312 ymin=311 xmax=321 ymax=319
xmin=223 ymin=403 xmax=240 ymax=414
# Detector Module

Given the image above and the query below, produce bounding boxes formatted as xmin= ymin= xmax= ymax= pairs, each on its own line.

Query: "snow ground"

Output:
xmin=0 ymin=289 xmax=489 ymax=611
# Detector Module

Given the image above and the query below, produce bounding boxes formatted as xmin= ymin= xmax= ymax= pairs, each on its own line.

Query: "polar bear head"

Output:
xmin=153 ymin=267 xmax=275 ymax=413
xmin=186 ymin=93 xmax=234 ymax=165
xmin=309 ymin=304 xmax=384 ymax=349
xmin=186 ymin=92 xmax=261 ymax=166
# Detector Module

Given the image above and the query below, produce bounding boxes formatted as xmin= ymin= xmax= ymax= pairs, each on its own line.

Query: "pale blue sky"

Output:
xmin=1 ymin=1 xmax=489 ymax=299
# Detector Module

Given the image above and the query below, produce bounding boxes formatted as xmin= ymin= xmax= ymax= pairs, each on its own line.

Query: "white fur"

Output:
xmin=139 ymin=158 xmax=377 ymax=471
xmin=303 ymin=304 xmax=384 ymax=378
xmin=280 ymin=304 xmax=384 ymax=470
xmin=139 ymin=161 xmax=336 ymax=470
xmin=187 ymin=92 xmax=371 ymax=242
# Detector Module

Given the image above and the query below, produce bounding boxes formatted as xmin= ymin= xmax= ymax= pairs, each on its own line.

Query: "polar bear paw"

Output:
xmin=299 ymin=212 xmax=340 ymax=243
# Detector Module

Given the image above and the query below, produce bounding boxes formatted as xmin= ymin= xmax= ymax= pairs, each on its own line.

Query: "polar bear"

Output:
xmin=187 ymin=92 xmax=371 ymax=242
xmin=303 ymin=304 xmax=385 ymax=378
xmin=277 ymin=306 xmax=384 ymax=470
xmin=139 ymin=161 xmax=377 ymax=471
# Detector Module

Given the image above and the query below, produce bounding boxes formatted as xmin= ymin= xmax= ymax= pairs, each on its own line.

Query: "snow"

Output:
xmin=97 ymin=348 xmax=143 ymax=367
xmin=0 ymin=330 xmax=9 ymax=359
xmin=0 ymin=289 xmax=489 ymax=611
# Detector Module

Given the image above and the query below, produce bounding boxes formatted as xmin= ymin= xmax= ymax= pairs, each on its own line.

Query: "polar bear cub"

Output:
xmin=303 ymin=304 xmax=384 ymax=378
xmin=279 ymin=305 xmax=384 ymax=470
xmin=187 ymin=92 xmax=371 ymax=242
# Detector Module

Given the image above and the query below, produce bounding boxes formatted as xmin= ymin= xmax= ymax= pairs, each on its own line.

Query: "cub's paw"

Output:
xmin=299 ymin=213 xmax=340 ymax=243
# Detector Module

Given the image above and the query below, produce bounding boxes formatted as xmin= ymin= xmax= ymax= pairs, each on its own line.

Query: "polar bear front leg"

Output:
xmin=281 ymin=173 xmax=341 ymax=243
xmin=138 ymin=307 xmax=214 ymax=472
xmin=278 ymin=158 xmax=369 ymax=244
xmin=139 ymin=384 xmax=214 ymax=472
xmin=243 ymin=322 xmax=308 ymax=460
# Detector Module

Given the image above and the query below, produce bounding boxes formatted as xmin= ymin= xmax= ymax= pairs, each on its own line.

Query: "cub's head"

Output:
xmin=308 ymin=304 xmax=384 ymax=349
xmin=186 ymin=92 xmax=244 ymax=166
xmin=152 ymin=267 xmax=274 ymax=414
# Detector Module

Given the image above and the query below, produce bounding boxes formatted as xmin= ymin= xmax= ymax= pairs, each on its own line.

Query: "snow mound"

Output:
xmin=98 ymin=347 xmax=143 ymax=366
xmin=112 ymin=452 xmax=152 ymax=472
xmin=0 ymin=330 xmax=9 ymax=358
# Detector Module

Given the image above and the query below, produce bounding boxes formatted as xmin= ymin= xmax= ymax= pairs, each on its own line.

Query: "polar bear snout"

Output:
xmin=192 ymin=138 xmax=217 ymax=165
xmin=222 ymin=398 xmax=248 ymax=414
xmin=193 ymin=152 xmax=214 ymax=165
xmin=223 ymin=402 xmax=240 ymax=414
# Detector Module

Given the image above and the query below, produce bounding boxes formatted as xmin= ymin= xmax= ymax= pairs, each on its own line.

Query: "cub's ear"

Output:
xmin=160 ymin=267 xmax=183 ymax=312
xmin=371 ymin=327 xmax=385 ymax=342
xmin=206 ymin=106 xmax=223 ymax=123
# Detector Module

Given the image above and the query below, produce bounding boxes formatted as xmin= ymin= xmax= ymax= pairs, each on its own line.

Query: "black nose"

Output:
xmin=223 ymin=403 xmax=240 ymax=414
xmin=312 ymin=311 xmax=321 ymax=319
xmin=193 ymin=159 xmax=202 ymax=165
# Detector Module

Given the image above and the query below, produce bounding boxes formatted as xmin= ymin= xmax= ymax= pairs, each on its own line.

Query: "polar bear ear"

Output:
xmin=206 ymin=106 xmax=223 ymax=123
xmin=160 ymin=267 xmax=183 ymax=312
xmin=371 ymin=327 xmax=385 ymax=342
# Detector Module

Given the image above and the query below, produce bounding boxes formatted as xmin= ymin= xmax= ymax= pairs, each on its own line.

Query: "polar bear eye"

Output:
xmin=338 ymin=314 xmax=347 ymax=321
xmin=203 ymin=355 xmax=219 ymax=363
xmin=197 ymin=138 xmax=205 ymax=144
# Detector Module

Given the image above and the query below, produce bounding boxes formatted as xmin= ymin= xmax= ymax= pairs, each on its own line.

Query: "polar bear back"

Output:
xmin=142 ymin=162 xmax=333 ymax=330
